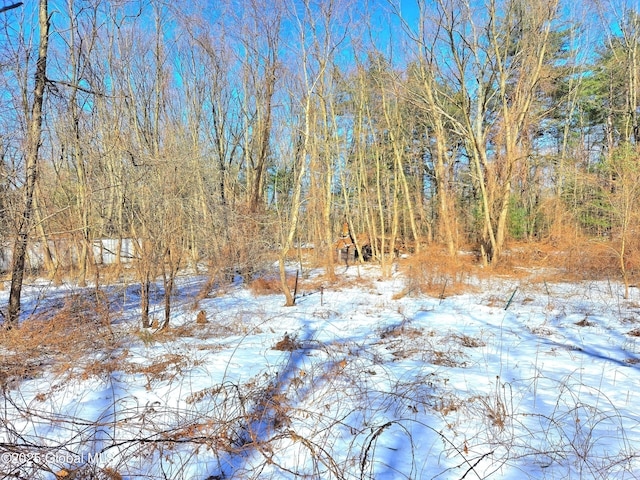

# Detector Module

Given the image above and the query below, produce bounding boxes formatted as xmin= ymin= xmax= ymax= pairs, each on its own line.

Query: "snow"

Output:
xmin=1 ymin=265 xmax=639 ymax=479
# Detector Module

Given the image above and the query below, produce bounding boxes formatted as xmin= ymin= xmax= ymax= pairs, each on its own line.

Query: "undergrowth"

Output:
xmin=1 ymin=255 xmax=639 ymax=479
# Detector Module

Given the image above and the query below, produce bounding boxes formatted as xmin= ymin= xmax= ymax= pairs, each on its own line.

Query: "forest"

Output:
xmin=2 ymin=0 xmax=640 ymax=322
xmin=3 ymin=2 xmax=640 ymax=479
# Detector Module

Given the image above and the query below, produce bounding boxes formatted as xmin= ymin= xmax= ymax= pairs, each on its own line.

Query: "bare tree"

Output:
xmin=303 ymin=0 xmax=351 ymax=278
xmin=242 ymin=1 xmax=281 ymax=213
xmin=278 ymin=0 xmax=336 ymax=305
xmin=600 ymin=145 xmax=640 ymax=299
xmin=7 ymin=0 xmax=49 ymax=326
xmin=49 ymin=0 xmax=103 ymax=287
xmin=394 ymin=0 xmax=458 ymax=256
xmin=431 ymin=0 xmax=560 ymax=263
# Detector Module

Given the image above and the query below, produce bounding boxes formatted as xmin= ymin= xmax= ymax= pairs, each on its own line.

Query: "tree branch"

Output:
xmin=0 ymin=2 xmax=23 ymax=14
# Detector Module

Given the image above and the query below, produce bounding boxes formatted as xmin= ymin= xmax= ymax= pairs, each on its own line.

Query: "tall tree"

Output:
xmin=600 ymin=144 xmax=640 ymax=299
xmin=7 ymin=0 xmax=49 ymax=326
xmin=434 ymin=0 xmax=561 ymax=263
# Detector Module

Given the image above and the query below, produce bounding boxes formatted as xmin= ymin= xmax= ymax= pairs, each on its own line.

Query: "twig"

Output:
xmin=439 ymin=278 xmax=448 ymax=304
xmin=360 ymin=422 xmax=392 ymax=479
xmin=504 ymin=287 xmax=518 ymax=310
xmin=293 ymin=270 xmax=299 ymax=305
xmin=459 ymin=450 xmax=495 ymax=479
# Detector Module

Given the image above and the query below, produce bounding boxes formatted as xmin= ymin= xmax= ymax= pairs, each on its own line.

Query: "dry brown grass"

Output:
xmin=303 ymin=272 xmax=374 ymax=292
xmin=120 ymin=353 xmax=194 ymax=390
xmin=137 ymin=319 xmax=241 ymax=343
xmin=450 ymin=333 xmax=486 ymax=348
xmin=627 ymin=328 xmax=640 ymax=337
xmin=56 ymin=465 xmax=123 ymax=480
xmin=557 ymin=241 xmax=620 ymax=280
xmin=97 ymin=263 xmax=128 ymax=285
xmin=252 ymin=236 xmax=637 ymax=300
xmin=500 ymin=238 xmax=636 ymax=285
xmin=194 ymin=273 xmax=221 ymax=304
xmin=285 ymin=246 xmax=316 ymax=261
xmin=395 ymin=246 xmax=478 ymax=299
xmin=492 ymin=241 xmax=563 ymax=276
xmin=0 ymin=294 xmax=118 ymax=386
xmin=78 ymin=349 xmax=129 ymax=382
xmin=399 ymin=237 xmax=636 ymax=287
xmin=249 ymin=275 xmax=297 ymax=295
xmin=272 ymin=332 xmax=301 ymax=351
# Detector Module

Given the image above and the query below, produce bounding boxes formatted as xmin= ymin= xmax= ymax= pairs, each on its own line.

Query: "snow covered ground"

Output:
xmin=0 ymin=264 xmax=639 ymax=479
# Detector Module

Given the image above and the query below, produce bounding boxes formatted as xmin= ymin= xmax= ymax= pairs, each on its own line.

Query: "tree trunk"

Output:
xmin=620 ymin=234 xmax=629 ymax=300
xmin=280 ymin=151 xmax=307 ymax=306
xmin=162 ymin=269 xmax=174 ymax=330
xmin=280 ymin=91 xmax=310 ymax=306
xmin=141 ymin=270 xmax=151 ymax=328
xmin=7 ymin=0 xmax=49 ymax=326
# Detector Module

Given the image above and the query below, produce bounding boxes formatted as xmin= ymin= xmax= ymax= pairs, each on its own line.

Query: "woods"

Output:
xmin=2 ymin=0 xmax=640 ymax=320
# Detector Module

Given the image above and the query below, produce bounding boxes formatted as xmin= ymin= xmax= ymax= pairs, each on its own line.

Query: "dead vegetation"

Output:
xmin=0 ymin=294 xmax=118 ymax=387
xmin=627 ymin=328 xmax=640 ymax=337
xmin=501 ymin=238 xmax=640 ymax=286
xmin=394 ymin=246 xmax=477 ymax=299
xmin=1 ymin=246 xmax=638 ymax=479
xmin=249 ymin=275 xmax=295 ymax=296
xmin=0 ymin=239 xmax=630 ymax=393
xmin=390 ymin=238 xmax=640 ymax=301
xmin=272 ymin=332 xmax=302 ymax=351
